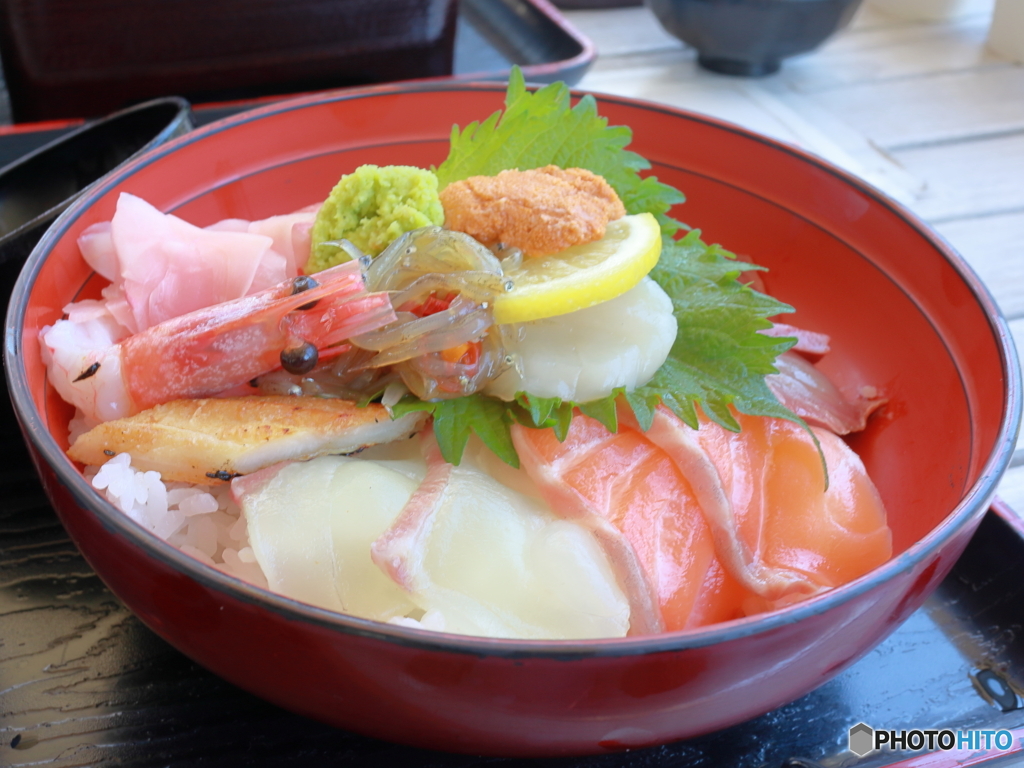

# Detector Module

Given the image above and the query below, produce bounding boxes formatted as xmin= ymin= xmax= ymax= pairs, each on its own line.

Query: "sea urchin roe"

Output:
xmin=440 ymin=166 xmax=627 ymax=257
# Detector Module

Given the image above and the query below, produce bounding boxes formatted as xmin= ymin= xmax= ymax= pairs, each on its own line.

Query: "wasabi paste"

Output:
xmin=307 ymin=165 xmax=444 ymax=273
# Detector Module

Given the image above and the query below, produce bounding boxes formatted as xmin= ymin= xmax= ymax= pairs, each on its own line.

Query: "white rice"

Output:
xmin=85 ymin=453 xmax=269 ymax=588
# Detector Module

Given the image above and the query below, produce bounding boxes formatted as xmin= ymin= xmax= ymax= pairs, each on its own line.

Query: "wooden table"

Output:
xmin=563 ymin=0 xmax=1024 ymax=514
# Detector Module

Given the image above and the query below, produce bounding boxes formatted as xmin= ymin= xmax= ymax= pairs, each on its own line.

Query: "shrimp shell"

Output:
xmin=42 ymin=260 xmax=396 ymax=424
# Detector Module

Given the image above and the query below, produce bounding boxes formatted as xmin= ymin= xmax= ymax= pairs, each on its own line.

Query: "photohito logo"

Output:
xmin=848 ymin=722 xmax=1017 ymax=757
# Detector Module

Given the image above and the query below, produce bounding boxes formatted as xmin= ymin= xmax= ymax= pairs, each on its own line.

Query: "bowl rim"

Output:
xmin=4 ymin=79 xmax=1021 ymax=660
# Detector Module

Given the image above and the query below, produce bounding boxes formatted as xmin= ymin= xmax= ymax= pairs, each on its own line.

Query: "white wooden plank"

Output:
xmin=583 ymin=46 xmax=694 ymax=78
xmin=932 ymin=211 xmax=1024 ymax=320
xmin=849 ymin=3 xmax=927 ymax=30
xmin=802 ymin=66 xmax=1024 ymax=150
xmin=891 ymin=131 xmax=1024 ymax=221
xmin=561 ymin=7 xmax=682 ymax=58
xmin=807 ymin=66 xmax=1024 ymax=149
xmin=866 ymin=0 xmax=994 ymax=22
xmin=781 ymin=13 xmax=1003 ymax=92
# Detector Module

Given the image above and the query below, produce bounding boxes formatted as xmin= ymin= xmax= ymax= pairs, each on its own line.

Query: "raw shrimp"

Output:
xmin=41 ymin=260 xmax=395 ymax=426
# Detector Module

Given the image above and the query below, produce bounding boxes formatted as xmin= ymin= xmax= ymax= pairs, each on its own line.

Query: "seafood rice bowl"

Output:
xmin=5 ymin=75 xmax=1019 ymax=756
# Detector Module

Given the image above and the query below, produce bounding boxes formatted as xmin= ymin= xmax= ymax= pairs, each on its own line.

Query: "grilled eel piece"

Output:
xmin=68 ymin=396 xmax=427 ymax=484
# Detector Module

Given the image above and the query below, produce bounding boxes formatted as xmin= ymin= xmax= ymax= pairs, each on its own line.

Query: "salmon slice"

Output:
xmin=512 ymin=414 xmax=747 ymax=633
xmin=692 ymin=412 xmax=892 ymax=611
xmin=514 ymin=406 xmax=892 ymax=630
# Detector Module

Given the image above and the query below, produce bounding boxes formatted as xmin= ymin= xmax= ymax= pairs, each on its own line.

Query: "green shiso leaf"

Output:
xmin=393 ymin=395 xmax=519 ymax=468
xmin=636 ymin=230 xmax=801 ymax=433
xmin=394 ymin=66 xmax=806 ymax=468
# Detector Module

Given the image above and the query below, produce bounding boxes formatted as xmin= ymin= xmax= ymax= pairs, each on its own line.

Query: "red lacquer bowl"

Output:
xmin=4 ymin=82 xmax=1021 ymax=756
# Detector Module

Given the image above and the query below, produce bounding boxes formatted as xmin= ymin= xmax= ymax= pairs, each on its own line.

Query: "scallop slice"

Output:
xmin=484 ymin=276 xmax=677 ymax=403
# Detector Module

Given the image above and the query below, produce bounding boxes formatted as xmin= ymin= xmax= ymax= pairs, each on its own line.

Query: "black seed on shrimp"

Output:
xmin=73 ymin=362 xmax=101 ymax=382
xmin=103 ymin=450 xmax=116 ymax=456
xmin=281 ymin=342 xmax=318 ymax=374
xmin=206 ymin=470 xmax=242 ymax=481
xmin=249 ymin=378 xmax=259 ymax=388
xmin=291 ymin=275 xmax=320 ymax=310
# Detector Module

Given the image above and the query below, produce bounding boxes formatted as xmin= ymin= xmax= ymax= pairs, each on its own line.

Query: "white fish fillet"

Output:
xmin=371 ymin=437 xmax=631 ymax=639
xmin=68 ymin=395 xmax=426 ymax=483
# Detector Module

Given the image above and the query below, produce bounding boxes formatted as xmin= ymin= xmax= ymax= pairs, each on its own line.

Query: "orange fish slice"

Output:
xmin=513 ymin=406 xmax=893 ymax=632
xmin=692 ymin=412 xmax=892 ymax=613
xmin=512 ymin=413 xmax=747 ymax=633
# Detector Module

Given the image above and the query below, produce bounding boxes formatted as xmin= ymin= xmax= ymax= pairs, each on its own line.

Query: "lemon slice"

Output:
xmin=492 ymin=213 xmax=662 ymax=325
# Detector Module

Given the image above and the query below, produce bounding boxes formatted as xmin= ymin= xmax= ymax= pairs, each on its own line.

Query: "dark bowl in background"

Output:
xmin=0 ymin=97 xmax=193 ymax=311
xmin=646 ymin=0 xmax=864 ymax=76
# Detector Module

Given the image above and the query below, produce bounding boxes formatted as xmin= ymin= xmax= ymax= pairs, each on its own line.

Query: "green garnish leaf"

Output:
xmin=390 ymin=396 xmax=438 ymax=418
xmin=514 ymin=392 xmax=559 ymax=427
xmin=387 ymin=67 xmax=812 ymax=471
xmin=634 ymin=230 xmax=801 ymax=433
xmin=578 ymin=391 xmax=621 ymax=434
xmin=397 ymin=395 xmax=520 ymax=468
xmin=511 ymin=393 xmax=574 ymax=441
xmin=623 ymin=389 xmax=660 ymax=432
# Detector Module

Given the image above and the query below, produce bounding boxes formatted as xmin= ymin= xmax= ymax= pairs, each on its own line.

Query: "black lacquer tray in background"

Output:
xmin=0 ymin=0 xmax=595 ymax=167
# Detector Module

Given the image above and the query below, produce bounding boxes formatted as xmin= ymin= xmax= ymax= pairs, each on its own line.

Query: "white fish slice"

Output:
xmin=68 ymin=395 xmax=426 ymax=483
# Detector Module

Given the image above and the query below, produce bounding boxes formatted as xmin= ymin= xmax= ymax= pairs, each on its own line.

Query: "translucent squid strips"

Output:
xmin=350 ymin=226 xmax=515 ymax=400
xmin=40 ymin=261 xmax=395 ymax=426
